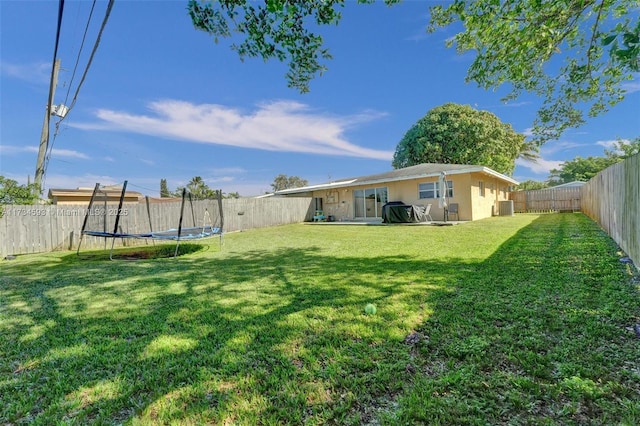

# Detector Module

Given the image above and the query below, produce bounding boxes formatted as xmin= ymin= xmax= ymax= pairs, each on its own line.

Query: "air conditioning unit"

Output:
xmin=499 ymin=200 xmax=514 ymax=216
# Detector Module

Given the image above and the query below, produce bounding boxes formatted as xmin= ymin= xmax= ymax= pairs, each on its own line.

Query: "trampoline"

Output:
xmin=81 ymin=227 xmax=222 ymax=240
xmin=77 ymin=181 xmax=224 ymax=259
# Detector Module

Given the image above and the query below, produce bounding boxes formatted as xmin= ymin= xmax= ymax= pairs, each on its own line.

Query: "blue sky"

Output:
xmin=1 ymin=1 xmax=639 ymax=197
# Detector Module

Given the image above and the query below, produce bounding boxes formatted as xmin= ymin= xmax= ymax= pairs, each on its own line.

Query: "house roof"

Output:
xmin=47 ymin=187 xmax=144 ymax=200
xmin=551 ymin=181 xmax=586 ymax=188
xmin=275 ymin=163 xmax=519 ymax=195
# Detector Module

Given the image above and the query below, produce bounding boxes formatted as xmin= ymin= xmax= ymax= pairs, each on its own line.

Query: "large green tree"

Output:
xmin=223 ymin=191 xmax=240 ymax=199
xmin=271 ymin=174 xmax=308 ymax=192
xmin=515 ymin=180 xmax=549 ymax=191
xmin=174 ymin=176 xmax=219 ymax=199
xmin=428 ymin=0 xmax=639 ymax=143
xmin=0 ymin=176 xmax=40 ymax=217
xmin=0 ymin=176 xmax=39 ymax=205
xmin=603 ymin=136 xmax=640 ymax=158
xmin=547 ymin=156 xmax=620 ymax=185
xmin=392 ymin=103 xmax=526 ymax=175
xmin=160 ymin=179 xmax=171 ymax=198
xmin=547 ymin=137 xmax=639 ymax=185
xmin=188 ymin=0 xmax=399 ymax=93
xmin=188 ymin=0 xmax=638 ymax=141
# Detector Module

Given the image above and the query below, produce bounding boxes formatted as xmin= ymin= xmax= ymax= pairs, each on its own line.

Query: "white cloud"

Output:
xmin=39 ymin=173 xmax=121 ymax=191
xmin=498 ymin=101 xmax=531 ymax=108
xmin=621 ymin=75 xmax=640 ymax=93
xmin=596 ymin=138 xmax=633 ymax=156
xmin=1 ymin=61 xmax=51 ymax=85
xmin=0 ymin=145 xmax=88 ymax=159
xmin=209 ymin=176 xmax=235 ymax=183
xmin=71 ymin=100 xmax=394 ymax=161
xmin=516 ymin=157 xmax=563 ymax=175
xmin=0 ymin=145 xmax=37 ymax=154
xmin=51 ymin=148 xmax=90 ymax=159
xmin=209 ymin=167 xmax=247 ymax=175
xmin=3 ymin=169 xmax=267 ymax=198
xmin=539 ymin=140 xmax=583 ymax=155
xmin=595 ymin=139 xmax=618 ymax=150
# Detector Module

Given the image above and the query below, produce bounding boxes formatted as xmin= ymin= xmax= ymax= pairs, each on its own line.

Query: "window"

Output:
xmin=354 ymin=187 xmax=388 ymax=218
xmin=313 ymin=197 xmax=323 ymax=211
xmin=419 ymin=181 xmax=453 ymax=199
xmin=479 ymin=181 xmax=485 ymax=197
xmin=419 ymin=182 xmax=437 ymax=199
xmin=445 ymin=181 xmax=454 ymax=198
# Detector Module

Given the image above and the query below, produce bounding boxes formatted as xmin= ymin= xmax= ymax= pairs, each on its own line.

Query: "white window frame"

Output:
xmin=419 ymin=182 xmax=437 ymax=199
xmin=419 ymin=180 xmax=453 ymax=199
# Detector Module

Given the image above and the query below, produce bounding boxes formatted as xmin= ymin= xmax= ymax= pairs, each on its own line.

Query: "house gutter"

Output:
xmin=275 ymin=166 xmax=518 ymax=195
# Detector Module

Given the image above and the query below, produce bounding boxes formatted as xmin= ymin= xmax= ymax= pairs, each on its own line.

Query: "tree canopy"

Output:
xmin=0 ymin=176 xmax=40 ymax=217
xmin=428 ymin=0 xmax=639 ymax=143
xmin=515 ymin=180 xmax=549 ymax=191
xmin=0 ymin=177 xmax=39 ymax=205
xmin=271 ymin=174 xmax=308 ymax=192
xmin=547 ymin=137 xmax=640 ymax=185
xmin=392 ymin=103 xmax=526 ymax=175
xmin=547 ymin=155 xmax=620 ymax=185
xmin=174 ymin=176 xmax=219 ymax=199
xmin=189 ymin=0 xmax=398 ymax=93
xmin=188 ymin=0 xmax=638 ymax=141
xmin=160 ymin=179 xmax=171 ymax=198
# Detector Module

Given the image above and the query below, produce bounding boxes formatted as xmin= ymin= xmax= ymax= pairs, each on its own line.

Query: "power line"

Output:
xmin=34 ymin=0 xmax=65 ymax=192
xmin=43 ymin=0 xmax=115 ymax=188
xmin=44 ymin=0 xmax=95 ymax=188
xmin=127 ymin=182 xmax=163 ymax=194
xmin=64 ymin=0 xmax=115 ymax=115
xmin=63 ymin=0 xmax=97 ymax=107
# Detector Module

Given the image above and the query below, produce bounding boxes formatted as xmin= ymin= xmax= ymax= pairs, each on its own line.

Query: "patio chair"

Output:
xmin=313 ymin=210 xmax=326 ymax=222
xmin=424 ymin=204 xmax=433 ymax=221
xmin=448 ymin=203 xmax=459 ymax=221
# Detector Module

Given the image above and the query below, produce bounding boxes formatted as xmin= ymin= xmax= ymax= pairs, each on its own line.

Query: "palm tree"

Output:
xmin=517 ymin=140 xmax=540 ymax=162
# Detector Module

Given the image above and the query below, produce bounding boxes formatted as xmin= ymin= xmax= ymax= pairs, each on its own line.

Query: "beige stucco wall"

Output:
xmin=468 ymin=172 xmax=512 ymax=220
xmin=51 ymin=196 xmax=142 ymax=205
xmin=307 ymin=172 xmax=515 ymax=222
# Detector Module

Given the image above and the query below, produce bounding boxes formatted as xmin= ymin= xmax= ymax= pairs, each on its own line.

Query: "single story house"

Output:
xmin=48 ymin=185 xmax=143 ymax=205
xmin=274 ymin=163 xmax=519 ymax=222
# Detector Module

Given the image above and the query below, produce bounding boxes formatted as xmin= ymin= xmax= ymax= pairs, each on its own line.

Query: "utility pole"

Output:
xmin=34 ymin=58 xmax=61 ymax=196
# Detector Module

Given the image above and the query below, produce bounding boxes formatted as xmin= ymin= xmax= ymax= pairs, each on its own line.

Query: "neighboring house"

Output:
xmin=551 ymin=181 xmax=586 ymax=189
xmin=274 ymin=163 xmax=519 ymax=222
xmin=48 ymin=185 xmax=143 ymax=205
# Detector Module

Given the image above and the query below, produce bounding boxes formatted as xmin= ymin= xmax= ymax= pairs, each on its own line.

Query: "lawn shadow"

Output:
xmin=4 ymin=214 xmax=637 ymax=424
xmin=393 ymin=213 xmax=640 ymax=424
xmin=1 ymin=242 xmax=462 ymax=424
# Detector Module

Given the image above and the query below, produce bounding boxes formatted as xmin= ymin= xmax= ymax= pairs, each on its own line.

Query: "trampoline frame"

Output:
xmin=77 ymin=181 xmax=224 ymax=259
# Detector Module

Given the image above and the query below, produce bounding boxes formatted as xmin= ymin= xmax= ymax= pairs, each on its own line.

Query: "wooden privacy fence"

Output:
xmin=0 ymin=197 xmax=313 ymax=258
xmin=581 ymin=153 xmax=639 ymax=269
xmin=510 ymin=187 xmax=582 ymax=213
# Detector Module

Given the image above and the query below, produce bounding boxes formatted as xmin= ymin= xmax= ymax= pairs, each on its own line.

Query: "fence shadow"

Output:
xmin=392 ymin=213 xmax=639 ymax=424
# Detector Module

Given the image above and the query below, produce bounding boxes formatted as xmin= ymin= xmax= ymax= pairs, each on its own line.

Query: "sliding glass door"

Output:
xmin=353 ymin=187 xmax=388 ymax=219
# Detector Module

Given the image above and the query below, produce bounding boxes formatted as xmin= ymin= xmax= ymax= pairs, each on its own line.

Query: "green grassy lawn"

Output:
xmin=1 ymin=214 xmax=639 ymax=425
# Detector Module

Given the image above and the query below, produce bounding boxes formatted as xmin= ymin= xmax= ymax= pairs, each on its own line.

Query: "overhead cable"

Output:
xmin=64 ymin=0 xmax=97 ymax=107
